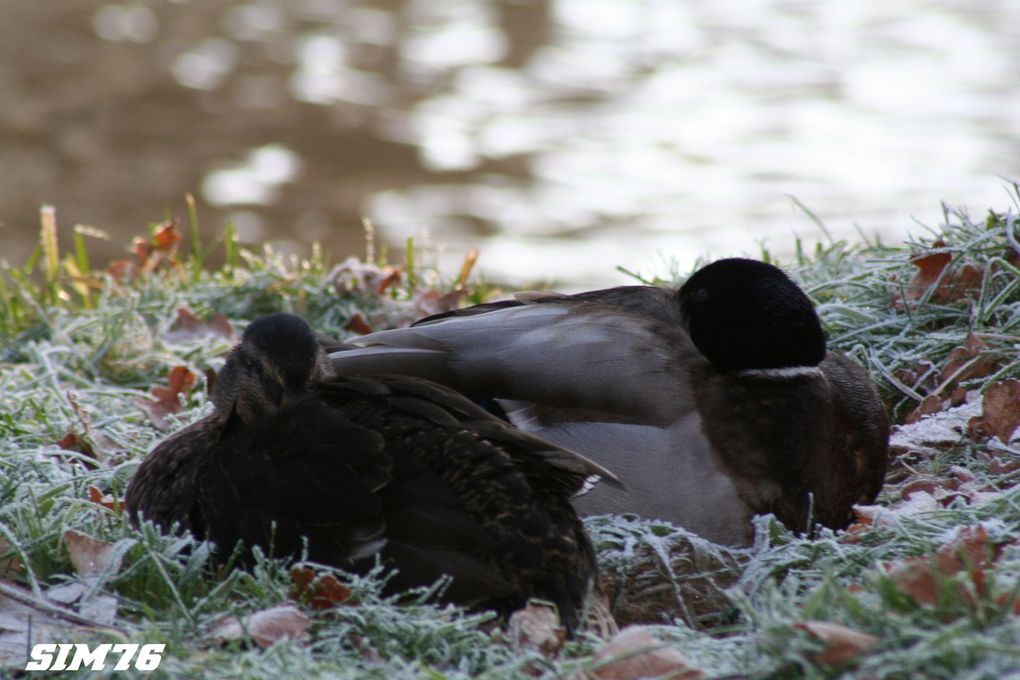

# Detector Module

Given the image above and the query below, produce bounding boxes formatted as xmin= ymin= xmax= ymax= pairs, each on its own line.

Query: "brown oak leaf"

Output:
xmin=165 ymin=307 xmax=235 ymax=343
xmin=967 ymin=379 xmax=1020 ymax=442
xmin=211 ymin=604 xmax=310 ymax=648
xmin=893 ymin=241 xmax=984 ymax=309
xmin=586 ymin=626 xmax=703 ymax=680
xmin=290 ymin=568 xmax=353 ymax=610
xmin=885 ymin=524 xmax=1003 ymax=610
xmin=795 ymin=620 xmax=879 ymax=668
xmin=345 ymin=312 xmax=373 ymax=335
xmin=87 ymin=486 xmax=123 ymax=514
xmin=137 ymin=365 xmax=197 ymax=429
xmin=939 ymin=333 xmax=998 ymax=386
xmin=64 ymin=529 xmax=122 ymax=580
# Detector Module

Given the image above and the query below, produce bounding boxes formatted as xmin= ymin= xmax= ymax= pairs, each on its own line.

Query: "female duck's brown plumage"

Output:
xmin=126 ymin=313 xmax=614 ymax=631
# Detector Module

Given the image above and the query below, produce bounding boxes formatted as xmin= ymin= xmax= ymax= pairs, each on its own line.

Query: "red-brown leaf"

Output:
xmin=87 ymin=486 xmax=123 ymax=514
xmin=795 ymin=620 xmax=879 ymax=668
xmin=939 ymin=333 xmax=998 ymax=385
xmin=106 ymin=259 xmax=136 ymax=281
xmin=901 ymin=478 xmax=943 ymax=500
xmin=138 ymin=365 xmax=197 ymax=429
xmin=56 ymin=433 xmax=96 ymax=462
xmin=911 ymin=245 xmax=951 ymax=286
xmin=0 ymin=539 xmax=25 ymax=578
xmin=290 ymin=568 xmax=353 ymax=610
xmin=345 ymin=312 xmax=373 ymax=335
xmin=166 ymin=307 xmax=235 ymax=343
xmin=893 ymin=242 xmax=984 ymax=309
xmin=885 ymin=524 xmax=1002 ymax=609
xmin=376 ymin=268 xmax=402 ymax=294
xmin=905 ymin=394 xmax=946 ymax=424
xmin=153 ymin=220 xmax=182 ymax=253
xmin=967 ymin=379 xmax=1020 ymax=442
xmin=132 ymin=237 xmax=153 ymax=265
xmin=414 ymin=289 xmax=465 ymax=317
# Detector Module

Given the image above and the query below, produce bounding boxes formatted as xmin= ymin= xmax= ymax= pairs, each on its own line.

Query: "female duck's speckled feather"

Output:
xmin=126 ymin=313 xmax=613 ymax=631
xmin=330 ymin=258 xmax=890 ymax=545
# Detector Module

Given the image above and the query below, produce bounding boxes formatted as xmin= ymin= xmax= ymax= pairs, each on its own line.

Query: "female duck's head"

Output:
xmin=212 ymin=313 xmax=333 ymax=421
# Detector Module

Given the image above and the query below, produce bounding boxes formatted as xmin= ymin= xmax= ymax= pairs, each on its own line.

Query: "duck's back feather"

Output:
xmin=339 ymin=295 xmax=701 ymax=427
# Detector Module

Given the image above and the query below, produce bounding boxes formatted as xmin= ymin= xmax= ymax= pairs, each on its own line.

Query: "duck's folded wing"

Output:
xmin=125 ymin=421 xmax=214 ymax=532
xmin=328 ymin=375 xmax=622 ymax=495
xmin=331 ymin=301 xmax=700 ymax=427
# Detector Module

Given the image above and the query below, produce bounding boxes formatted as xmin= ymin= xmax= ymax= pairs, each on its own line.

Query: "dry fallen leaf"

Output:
xmin=892 ymin=242 xmax=984 ymax=310
xmin=414 ymin=288 xmax=466 ymax=317
xmin=905 ymin=394 xmax=947 ymax=424
xmin=55 ymin=432 xmax=98 ymax=469
xmin=0 ymin=580 xmax=123 ymax=668
xmin=795 ymin=620 xmax=879 ymax=667
xmin=507 ymin=602 xmax=565 ymax=657
xmin=586 ymin=626 xmax=703 ymax=680
xmin=345 ymin=312 xmax=374 ymax=335
xmin=106 ymin=258 xmax=136 ymax=282
xmin=165 ymin=307 xmax=235 ymax=343
xmin=885 ymin=524 xmax=1003 ymax=610
xmin=132 ymin=237 xmax=154 ymax=265
xmin=967 ymin=379 xmax=1020 ymax=442
xmin=59 ymin=531 xmax=123 ymax=626
xmin=87 ymin=485 xmax=123 ymax=514
xmin=939 ymin=333 xmax=997 ymax=385
xmin=153 ymin=220 xmax=182 ymax=252
xmin=137 ymin=365 xmax=197 ymax=429
xmin=909 ymin=246 xmax=951 ymax=286
xmin=64 ymin=529 xmax=121 ymax=580
xmin=0 ymin=540 xmax=23 ymax=579
xmin=211 ymin=604 xmax=310 ymax=649
xmin=65 ymin=391 xmax=118 ymax=463
xmin=331 ymin=258 xmax=402 ymax=295
xmin=375 ymin=268 xmax=402 ymax=294
xmin=130 ymin=220 xmax=183 ymax=275
xmin=290 ymin=568 xmax=353 ymax=610
xmin=985 ymin=453 xmax=1020 ymax=477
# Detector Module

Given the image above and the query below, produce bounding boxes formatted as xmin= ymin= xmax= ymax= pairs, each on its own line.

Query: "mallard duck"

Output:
xmin=330 ymin=258 xmax=890 ymax=545
xmin=126 ymin=313 xmax=616 ymax=631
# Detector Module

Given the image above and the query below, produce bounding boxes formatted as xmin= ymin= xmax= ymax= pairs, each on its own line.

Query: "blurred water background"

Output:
xmin=2 ymin=0 xmax=1019 ymax=288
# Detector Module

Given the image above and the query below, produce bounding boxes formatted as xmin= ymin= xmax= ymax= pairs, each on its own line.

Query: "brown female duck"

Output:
xmin=126 ymin=313 xmax=615 ymax=631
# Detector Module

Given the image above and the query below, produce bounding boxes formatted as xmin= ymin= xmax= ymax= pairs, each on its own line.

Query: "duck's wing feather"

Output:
xmin=317 ymin=375 xmax=598 ymax=628
xmin=329 ymin=375 xmax=621 ymax=494
xmin=331 ymin=290 xmax=700 ymax=427
xmin=504 ymin=401 xmax=753 ymax=545
xmin=125 ymin=419 xmax=215 ymax=532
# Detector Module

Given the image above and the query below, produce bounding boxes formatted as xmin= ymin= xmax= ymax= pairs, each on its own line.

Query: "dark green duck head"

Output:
xmin=677 ymin=257 xmax=827 ymax=373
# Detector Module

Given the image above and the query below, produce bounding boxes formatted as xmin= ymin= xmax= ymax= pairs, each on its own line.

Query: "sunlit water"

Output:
xmin=2 ymin=0 xmax=1018 ymax=288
